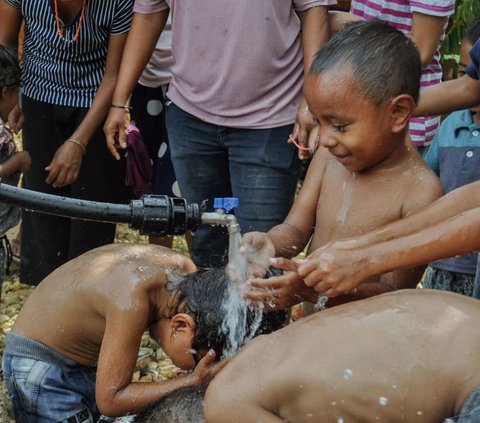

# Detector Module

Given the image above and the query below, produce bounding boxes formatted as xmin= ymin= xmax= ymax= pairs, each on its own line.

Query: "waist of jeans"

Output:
xmin=5 ymin=332 xmax=85 ymax=369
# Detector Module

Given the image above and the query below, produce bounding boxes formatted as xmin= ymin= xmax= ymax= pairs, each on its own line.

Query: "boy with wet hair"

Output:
xmin=134 ymin=386 xmax=206 ymax=423
xmin=2 ymin=244 xmax=281 ymax=421
xmin=242 ymin=20 xmax=444 ymax=310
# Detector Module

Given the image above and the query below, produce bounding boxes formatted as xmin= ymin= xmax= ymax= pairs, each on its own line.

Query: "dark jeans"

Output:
xmin=20 ymin=95 xmax=129 ymax=285
xmin=473 ymin=255 xmax=480 ymax=299
xmin=166 ymin=103 xmax=300 ymax=267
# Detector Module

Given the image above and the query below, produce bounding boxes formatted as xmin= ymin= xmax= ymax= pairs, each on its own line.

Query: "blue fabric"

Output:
xmin=424 ymin=110 xmax=480 ymax=274
xmin=467 ymin=39 xmax=480 ymax=81
xmin=2 ymin=332 xmax=98 ymax=422
xmin=166 ymin=103 xmax=300 ymax=267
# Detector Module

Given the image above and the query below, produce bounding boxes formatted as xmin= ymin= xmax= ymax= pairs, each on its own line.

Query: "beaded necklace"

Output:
xmin=53 ymin=0 xmax=87 ymax=42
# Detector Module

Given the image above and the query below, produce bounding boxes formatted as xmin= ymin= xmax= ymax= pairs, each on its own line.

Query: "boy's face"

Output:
xmin=150 ymin=317 xmax=197 ymax=370
xmin=304 ymin=71 xmax=399 ymax=173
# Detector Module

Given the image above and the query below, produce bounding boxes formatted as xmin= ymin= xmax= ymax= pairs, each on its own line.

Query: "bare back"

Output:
xmin=12 ymin=243 xmax=196 ymax=365
xmin=206 ymin=290 xmax=480 ymax=423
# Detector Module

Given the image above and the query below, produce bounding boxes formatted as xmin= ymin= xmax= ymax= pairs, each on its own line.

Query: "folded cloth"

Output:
xmin=124 ymin=122 xmax=153 ymax=198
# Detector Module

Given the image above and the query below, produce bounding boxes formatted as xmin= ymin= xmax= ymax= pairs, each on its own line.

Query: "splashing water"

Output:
xmin=219 ymin=227 xmax=264 ymax=358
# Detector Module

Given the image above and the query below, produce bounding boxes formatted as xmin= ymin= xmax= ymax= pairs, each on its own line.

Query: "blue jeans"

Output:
xmin=473 ymin=255 xmax=480 ymax=299
xmin=2 ymin=332 xmax=98 ymax=423
xmin=166 ymin=103 xmax=300 ymax=267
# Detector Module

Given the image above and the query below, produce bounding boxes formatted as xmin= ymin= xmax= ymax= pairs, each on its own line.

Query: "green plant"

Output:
xmin=442 ymin=0 xmax=480 ymax=56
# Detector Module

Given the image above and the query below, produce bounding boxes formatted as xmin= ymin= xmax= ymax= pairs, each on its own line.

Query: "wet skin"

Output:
xmin=205 ymin=289 xmax=480 ymax=423
xmin=243 ymin=69 xmax=443 ymax=308
xmin=11 ymin=244 xmax=222 ymax=416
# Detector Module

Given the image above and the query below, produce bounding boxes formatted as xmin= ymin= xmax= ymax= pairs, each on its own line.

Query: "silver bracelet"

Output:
xmin=314 ymin=295 xmax=329 ymax=312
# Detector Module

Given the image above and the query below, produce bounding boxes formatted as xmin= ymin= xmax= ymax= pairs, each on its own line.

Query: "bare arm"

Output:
xmin=292 ymin=6 xmax=330 ymax=158
xmin=299 ymin=204 xmax=480 ymax=297
xmin=44 ymin=32 xmax=128 ymax=188
xmin=410 ymin=13 xmax=447 ymax=67
xmin=0 ymin=151 xmax=31 ymax=178
xmin=104 ymin=10 xmax=168 ymax=159
xmin=0 ymin=2 xmax=22 ymax=51
xmin=415 ymin=75 xmax=480 ymax=116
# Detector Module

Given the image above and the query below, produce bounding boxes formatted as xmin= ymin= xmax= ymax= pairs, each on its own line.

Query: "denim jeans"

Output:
xmin=166 ymin=103 xmax=300 ymax=267
xmin=2 ymin=333 xmax=98 ymax=423
xmin=472 ymin=255 xmax=480 ymax=299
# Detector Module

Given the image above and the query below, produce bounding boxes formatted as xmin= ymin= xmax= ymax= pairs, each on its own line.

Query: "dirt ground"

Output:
xmin=0 ymin=224 xmax=190 ymax=421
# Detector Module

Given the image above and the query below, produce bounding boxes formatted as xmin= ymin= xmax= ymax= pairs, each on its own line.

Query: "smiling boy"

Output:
xmin=242 ymin=20 xmax=443 ymax=310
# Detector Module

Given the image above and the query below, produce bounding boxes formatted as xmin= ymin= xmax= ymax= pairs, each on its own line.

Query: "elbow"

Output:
xmin=96 ymin=394 xmax=124 ymax=418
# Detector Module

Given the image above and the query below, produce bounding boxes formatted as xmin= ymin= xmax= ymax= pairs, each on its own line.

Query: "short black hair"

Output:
xmin=0 ymin=44 xmax=20 ymax=90
xmin=465 ymin=17 xmax=480 ymax=46
xmin=310 ymin=20 xmax=421 ymax=105
xmin=134 ymin=386 xmax=206 ymax=423
xmin=167 ymin=267 xmax=287 ymax=360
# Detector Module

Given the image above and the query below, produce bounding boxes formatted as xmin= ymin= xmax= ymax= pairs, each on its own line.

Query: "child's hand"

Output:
xmin=191 ymin=350 xmax=228 ymax=386
xmin=14 ymin=151 xmax=31 ymax=173
xmin=240 ymin=232 xmax=275 ymax=279
xmin=297 ymin=248 xmax=370 ymax=297
xmin=242 ymin=258 xmax=317 ymax=310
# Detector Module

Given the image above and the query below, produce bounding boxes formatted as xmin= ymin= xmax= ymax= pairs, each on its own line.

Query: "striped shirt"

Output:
xmin=350 ymin=0 xmax=455 ymax=147
xmin=134 ymin=0 xmax=336 ymax=129
xmin=6 ymin=0 xmax=133 ymax=108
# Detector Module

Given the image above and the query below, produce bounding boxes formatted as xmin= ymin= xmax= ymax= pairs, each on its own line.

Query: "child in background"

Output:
xmin=0 ymin=45 xmax=30 ymax=293
xmin=422 ymin=18 xmax=480 ymax=297
xmin=241 ymin=21 xmax=443 ymax=311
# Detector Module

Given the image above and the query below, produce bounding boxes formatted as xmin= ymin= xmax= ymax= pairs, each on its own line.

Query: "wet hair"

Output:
xmin=310 ymin=20 xmax=421 ymax=105
xmin=465 ymin=17 xmax=480 ymax=46
xmin=167 ymin=267 xmax=287 ymax=361
xmin=134 ymin=386 xmax=206 ymax=423
xmin=0 ymin=45 xmax=20 ymax=91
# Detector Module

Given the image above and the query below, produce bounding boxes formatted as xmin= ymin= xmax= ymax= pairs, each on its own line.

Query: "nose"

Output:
xmin=319 ymin=133 xmax=338 ymax=149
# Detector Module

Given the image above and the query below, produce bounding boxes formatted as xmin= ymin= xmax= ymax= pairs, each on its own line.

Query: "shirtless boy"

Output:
xmin=2 ymin=244 xmax=276 ymax=421
xmin=205 ymin=289 xmax=480 ymax=423
xmin=242 ymin=20 xmax=443 ymax=310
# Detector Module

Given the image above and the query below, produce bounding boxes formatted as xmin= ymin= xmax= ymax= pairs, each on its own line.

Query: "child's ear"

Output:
xmin=170 ymin=313 xmax=196 ymax=336
xmin=389 ymin=94 xmax=415 ymax=133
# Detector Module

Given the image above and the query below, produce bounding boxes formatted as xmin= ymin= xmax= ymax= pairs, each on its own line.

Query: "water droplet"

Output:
xmin=343 ymin=368 xmax=353 ymax=380
xmin=379 ymin=396 xmax=388 ymax=406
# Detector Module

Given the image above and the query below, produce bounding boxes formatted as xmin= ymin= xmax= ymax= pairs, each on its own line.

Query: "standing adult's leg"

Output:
xmin=227 ymin=125 xmax=299 ymax=234
xmin=20 ymin=96 xmax=71 ymax=285
xmin=167 ymin=103 xmax=231 ymax=267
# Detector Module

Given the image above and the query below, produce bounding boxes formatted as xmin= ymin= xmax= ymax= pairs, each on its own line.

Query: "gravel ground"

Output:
xmin=0 ymin=224 xmax=190 ymax=421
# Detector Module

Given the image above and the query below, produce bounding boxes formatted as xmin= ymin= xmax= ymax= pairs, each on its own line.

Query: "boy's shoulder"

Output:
xmin=399 ymin=152 xmax=444 ymax=216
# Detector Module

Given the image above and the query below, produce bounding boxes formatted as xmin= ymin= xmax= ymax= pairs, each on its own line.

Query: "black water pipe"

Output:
xmin=0 ymin=183 xmax=203 ymax=236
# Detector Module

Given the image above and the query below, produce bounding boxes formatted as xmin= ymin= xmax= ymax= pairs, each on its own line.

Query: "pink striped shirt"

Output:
xmin=134 ymin=0 xmax=336 ymax=128
xmin=350 ymin=0 xmax=455 ymax=147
